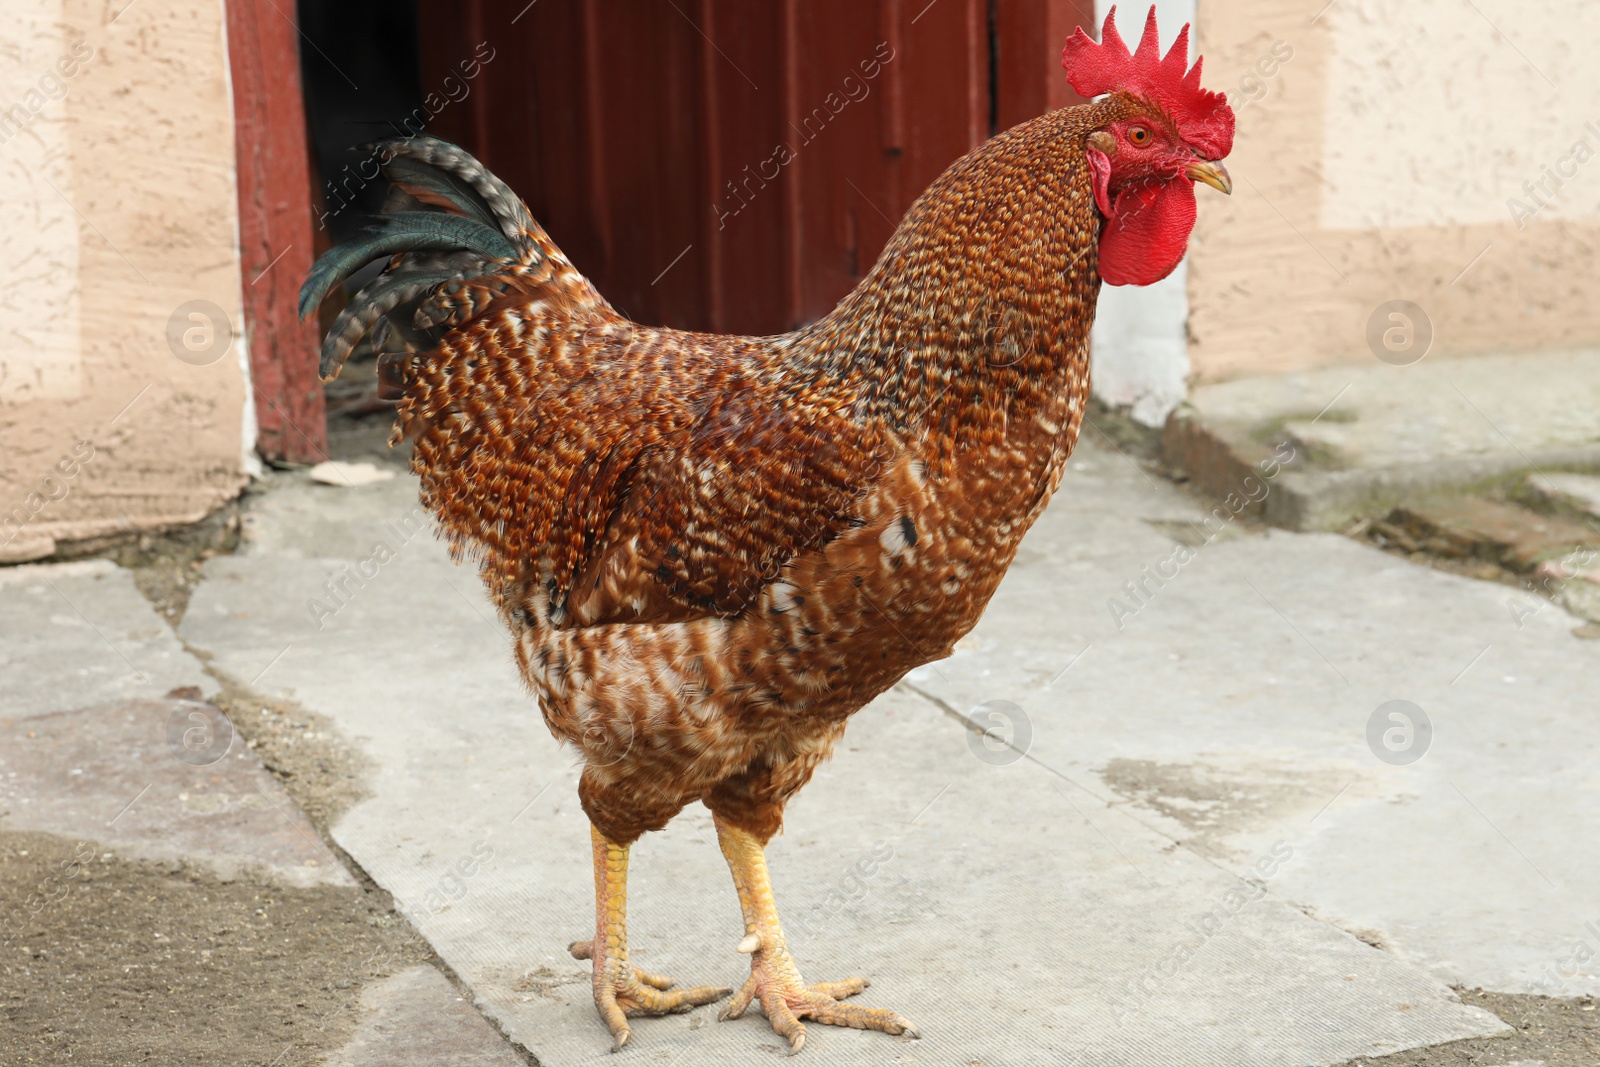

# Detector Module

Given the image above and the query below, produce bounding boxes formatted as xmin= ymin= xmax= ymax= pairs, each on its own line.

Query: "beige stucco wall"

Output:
xmin=0 ymin=0 xmax=248 ymax=563
xmin=1189 ymin=0 xmax=1600 ymax=382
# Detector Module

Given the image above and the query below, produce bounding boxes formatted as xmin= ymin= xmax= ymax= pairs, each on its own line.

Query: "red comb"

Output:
xmin=1061 ymin=5 xmax=1234 ymax=160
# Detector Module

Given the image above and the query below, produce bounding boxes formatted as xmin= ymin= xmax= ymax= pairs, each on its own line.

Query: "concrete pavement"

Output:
xmin=0 ymin=695 xmax=350 ymax=889
xmin=907 ymin=434 xmax=1600 ymax=1003
xmin=6 ymin=425 xmax=1595 ymax=1063
xmin=0 ymin=559 xmax=219 ymax=718
xmin=162 ymin=432 xmax=1600 ymax=1065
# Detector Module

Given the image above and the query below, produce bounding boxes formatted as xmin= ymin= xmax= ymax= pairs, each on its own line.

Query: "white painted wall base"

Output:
xmin=1088 ymin=0 xmax=1197 ymax=428
xmin=1092 ymin=260 xmax=1190 ymax=426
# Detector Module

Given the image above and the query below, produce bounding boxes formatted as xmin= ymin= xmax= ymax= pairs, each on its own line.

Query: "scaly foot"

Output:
xmin=719 ymin=929 xmax=918 ymax=1050
xmin=578 ymin=824 xmax=730 ymax=1050
xmin=713 ymin=816 xmax=919 ymax=1051
xmin=569 ymin=939 xmax=731 ymax=1050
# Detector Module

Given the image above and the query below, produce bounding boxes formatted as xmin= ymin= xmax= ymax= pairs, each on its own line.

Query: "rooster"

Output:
xmin=300 ymin=6 xmax=1232 ymax=1052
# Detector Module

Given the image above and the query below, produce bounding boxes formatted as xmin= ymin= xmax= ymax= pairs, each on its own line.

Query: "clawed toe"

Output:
xmin=632 ymin=967 xmax=679 ymax=991
xmin=807 ymin=977 xmax=869 ymax=1000
xmin=721 ymin=958 xmax=917 ymax=1050
xmin=617 ymin=975 xmax=730 ymax=1017
xmin=719 ymin=973 xmax=758 ymax=1021
xmin=569 ymin=939 xmax=685 ymax=993
xmin=570 ymin=937 xmax=731 ymax=1051
xmin=713 ymin=819 xmax=918 ymax=1052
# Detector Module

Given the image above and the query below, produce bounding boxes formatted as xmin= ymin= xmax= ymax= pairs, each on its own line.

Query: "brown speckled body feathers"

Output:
xmin=382 ymin=99 xmax=1131 ymax=845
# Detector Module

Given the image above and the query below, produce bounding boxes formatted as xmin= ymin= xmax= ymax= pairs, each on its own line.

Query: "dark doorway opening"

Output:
xmin=296 ymin=0 xmax=426 ymax=246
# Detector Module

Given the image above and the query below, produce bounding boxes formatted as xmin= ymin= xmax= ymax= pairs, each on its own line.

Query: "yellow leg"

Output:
xmin=571 ymin=824 xmax=730 ymax=1051
xmin=714 ymin=815 xmax=918 ymax=1051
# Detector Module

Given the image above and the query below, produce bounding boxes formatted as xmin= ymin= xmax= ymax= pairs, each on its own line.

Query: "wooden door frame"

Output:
xmin=225 ymin=0 xmax=327 ymax=465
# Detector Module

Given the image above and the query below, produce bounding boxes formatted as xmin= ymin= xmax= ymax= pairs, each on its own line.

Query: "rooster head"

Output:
xmin=1062 ymin=5 xmax=1235 ymax=286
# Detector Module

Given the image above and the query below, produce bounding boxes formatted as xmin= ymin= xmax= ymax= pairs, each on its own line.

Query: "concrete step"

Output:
xmin=1163 ymin=350 xmax=1600 ymax=531
xmin=1380 ymin=497 xmax=1599 ymax=574
xmin=1525 ymin=472 xmax=1600 ymax=522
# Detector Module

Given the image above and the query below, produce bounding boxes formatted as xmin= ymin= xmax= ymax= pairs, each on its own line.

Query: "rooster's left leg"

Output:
xmin=570 ymin=823 xmax=731 ymax=1050
xmin=713 ymin=814 xmax=919 ymax=1051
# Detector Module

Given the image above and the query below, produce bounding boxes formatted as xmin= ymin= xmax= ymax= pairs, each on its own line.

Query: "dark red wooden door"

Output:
xmin=416 ymin=0 xmax=1086 ymax=335
xmin=228 ymin=0 xmax=327 ymax=463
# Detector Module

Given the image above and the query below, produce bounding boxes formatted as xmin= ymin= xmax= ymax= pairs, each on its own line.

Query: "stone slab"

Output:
xmin=0 ymin=696 xmax=351 ymax=889
xmin=325 ymin=964 xmax=525 ymax=1067
xmin=1388 ymin=496 xmax=1600 ymax=571
xmin=0 ymin=559 xmax=218 ymax=718
xmin=1527 ymin=473 xmax=1600 ymax=522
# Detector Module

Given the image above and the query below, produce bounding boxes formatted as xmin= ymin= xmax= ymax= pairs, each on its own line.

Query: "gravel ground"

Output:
xmin=1336 ymin=988 xmax=1599 ymax=1067
xmin=0 ymin=831 xmax=430 ymax=1066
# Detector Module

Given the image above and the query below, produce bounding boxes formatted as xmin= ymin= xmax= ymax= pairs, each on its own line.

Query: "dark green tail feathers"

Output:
xmin=298 ymin=136 xmax=538 ymax=382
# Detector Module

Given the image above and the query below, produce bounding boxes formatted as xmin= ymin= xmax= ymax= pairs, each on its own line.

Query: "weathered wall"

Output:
xmin=0 ymin=0 xmax=249 ymax=563
xmin=1188 ymin=0 xmax=1600 ymax=382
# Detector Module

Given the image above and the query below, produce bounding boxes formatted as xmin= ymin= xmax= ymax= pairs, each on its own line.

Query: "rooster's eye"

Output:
xmin=1128 ymin=126 xmax=1151 ymax=146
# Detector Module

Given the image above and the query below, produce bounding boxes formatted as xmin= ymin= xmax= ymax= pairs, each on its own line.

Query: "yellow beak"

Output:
xmin=1185 ymin=159 xmax=1232 ymax=195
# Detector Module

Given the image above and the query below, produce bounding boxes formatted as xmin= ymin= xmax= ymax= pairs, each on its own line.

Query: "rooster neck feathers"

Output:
xmin=791 ymin=99 xmax=1128 ymax=434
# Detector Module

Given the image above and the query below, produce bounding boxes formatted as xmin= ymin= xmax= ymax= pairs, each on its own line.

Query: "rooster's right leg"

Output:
xmin=714 ymin=815 xmax=918 ymax=1051
xmin=570 ymin=823 xmax=731 ymax=1050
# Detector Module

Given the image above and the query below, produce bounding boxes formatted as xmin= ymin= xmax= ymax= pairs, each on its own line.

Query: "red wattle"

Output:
xmin=1097 ymin=177 xmax=1197 ymax=287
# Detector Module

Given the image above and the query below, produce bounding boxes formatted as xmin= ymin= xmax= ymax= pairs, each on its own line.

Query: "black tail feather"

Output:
xmin=380 ymin=154 xmax=502 ymax=231
xmin=365 ymin=136 xmax=537 ymax=247
xmin=316 ymin=262 xmax=481 ymax=380
xmin=299 ymin=211 xmax=515 ymax=322
xmin=298 ymin=136 xmax=541 ymax=382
